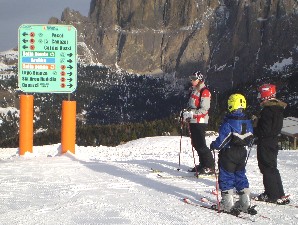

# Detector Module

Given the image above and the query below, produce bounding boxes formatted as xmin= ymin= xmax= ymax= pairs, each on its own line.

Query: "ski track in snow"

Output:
xmin=0 ymin=136 xmax=297 ymax=224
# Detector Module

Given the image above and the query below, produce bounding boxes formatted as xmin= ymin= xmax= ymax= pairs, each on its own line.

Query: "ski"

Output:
xmin=252 ymin=195 xmax=297 ymax=208
xmin=188 ymin=167 xmax=220 ymax=174
xmin=150 ymin=168 xmax=194 ymax=177
xmin=201 ymin=197 xmax=272 ymax=220
xmin=157 ymin=173 xmax=198 ymax=179
xmin=201 ymin=198 xmax=272 ymax=221
xmin=150 ymin=167 xmax=216 ymax=179
xmin=183 ymin=197 xmax=254 ymax=221
xmin=157 ymin=173 xmax=215 ymax=179
xmin=150 ymin=168 xmax=162 ymax=173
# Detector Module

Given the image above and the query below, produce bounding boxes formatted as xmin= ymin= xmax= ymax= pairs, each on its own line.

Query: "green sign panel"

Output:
xmin=18 ymin=24 xmax=77 ymax=93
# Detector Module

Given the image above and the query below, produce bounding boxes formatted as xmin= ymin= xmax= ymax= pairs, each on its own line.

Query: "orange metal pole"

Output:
xmin=61 ymin=100 xmax=76 ymax=154
xmin=19 ymin=94 xmax=34 ymax=155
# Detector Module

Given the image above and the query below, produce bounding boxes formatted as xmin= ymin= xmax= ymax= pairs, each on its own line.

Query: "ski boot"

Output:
xmin=276 ymin=195 xmax=290 ymax=205
xmin=234 ymin=188 xmax=257 ymax=215
xmin=220 ymin=189 xmax=234 ymax=212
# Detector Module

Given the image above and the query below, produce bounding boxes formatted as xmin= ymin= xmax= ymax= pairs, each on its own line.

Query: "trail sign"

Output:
xmin=18 ymin=24 xmax=77 ymax=93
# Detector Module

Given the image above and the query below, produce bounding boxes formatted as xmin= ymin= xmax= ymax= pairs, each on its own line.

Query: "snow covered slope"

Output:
xmin=0 ymin=135 xmax=297 ymax=225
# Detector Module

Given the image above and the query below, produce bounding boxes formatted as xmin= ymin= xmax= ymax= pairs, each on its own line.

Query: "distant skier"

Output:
xmin=253 ymin=84 xmax=290 ymax=205
xmin=182 ymin=71 xmax=214 ymax=174
xmin=210 ymin=94 xmax=256 ymax=215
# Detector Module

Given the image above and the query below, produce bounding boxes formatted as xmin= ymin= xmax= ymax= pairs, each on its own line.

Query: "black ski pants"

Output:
xmin=257 ymin=137 xmax=285 ymax=200
xmin=189 ymin=123 xmax=214 ymax=168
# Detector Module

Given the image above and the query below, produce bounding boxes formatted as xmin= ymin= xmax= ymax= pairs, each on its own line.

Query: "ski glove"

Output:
xmin=182 ymin=111 xmax=194 ymax=122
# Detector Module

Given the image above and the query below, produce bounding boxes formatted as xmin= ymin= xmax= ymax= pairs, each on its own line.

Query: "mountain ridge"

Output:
xmin=48 ymin=0 xmax=298 ymax=92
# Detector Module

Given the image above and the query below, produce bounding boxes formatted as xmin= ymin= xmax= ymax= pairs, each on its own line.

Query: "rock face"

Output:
xmin=49 ymin=0 xmax=298 ymax=91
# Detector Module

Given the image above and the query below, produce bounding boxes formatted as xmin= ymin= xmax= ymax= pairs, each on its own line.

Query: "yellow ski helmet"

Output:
xmin=228 ymin=94 xmax=247 ymax=112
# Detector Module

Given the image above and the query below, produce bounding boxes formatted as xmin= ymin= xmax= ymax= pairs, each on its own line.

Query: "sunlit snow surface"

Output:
xmin=0 ymin=135 xmax=297 ymax=225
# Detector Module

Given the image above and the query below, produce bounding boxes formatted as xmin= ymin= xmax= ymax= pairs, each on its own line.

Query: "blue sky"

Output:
xmin=0 ymin=0 xmax=90 ymax=52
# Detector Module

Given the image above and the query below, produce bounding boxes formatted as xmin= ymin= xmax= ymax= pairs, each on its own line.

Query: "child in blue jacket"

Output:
xmin=210 ymin=94 xmax=256 ymax=215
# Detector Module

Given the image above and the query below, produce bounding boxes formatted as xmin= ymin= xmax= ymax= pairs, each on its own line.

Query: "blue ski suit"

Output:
xmin=211 ymin=110 xmax=253 ymax=192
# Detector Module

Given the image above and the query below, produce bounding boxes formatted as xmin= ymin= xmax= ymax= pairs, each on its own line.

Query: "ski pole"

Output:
xmin=177 ymin=113 xmax=184 ymax=171
xmin=245 ymin=137 xmax=255 ymax=166
xmin=212 ymin=149 xmax=220 ymax=213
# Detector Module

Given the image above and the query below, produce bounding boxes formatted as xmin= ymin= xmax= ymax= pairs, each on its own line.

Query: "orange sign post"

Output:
xmin=61 ymin=100 xmax=76 ymax=154
xmin=19 ymin=95 xmax=34 ymax=155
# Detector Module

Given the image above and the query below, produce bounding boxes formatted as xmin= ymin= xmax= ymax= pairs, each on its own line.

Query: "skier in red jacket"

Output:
xmin=182 ymin=71 xmax=214 ymax=174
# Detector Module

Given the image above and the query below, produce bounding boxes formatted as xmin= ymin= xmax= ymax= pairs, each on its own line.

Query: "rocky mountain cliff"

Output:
xmin=49 ymin=0 xmax=298 ymax=91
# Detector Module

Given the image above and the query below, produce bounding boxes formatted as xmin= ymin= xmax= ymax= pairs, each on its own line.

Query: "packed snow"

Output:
xmin=0 ymin=135 xmax=297 ymax=225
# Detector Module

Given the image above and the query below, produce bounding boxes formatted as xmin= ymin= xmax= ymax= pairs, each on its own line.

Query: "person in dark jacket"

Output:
xmin=210 ymin=94 xmax=256 ymax=214
xmin=182 ymin=71 xmax=214 ymax=174
xmin=254 ymin=84 xmax=290 ymax=205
